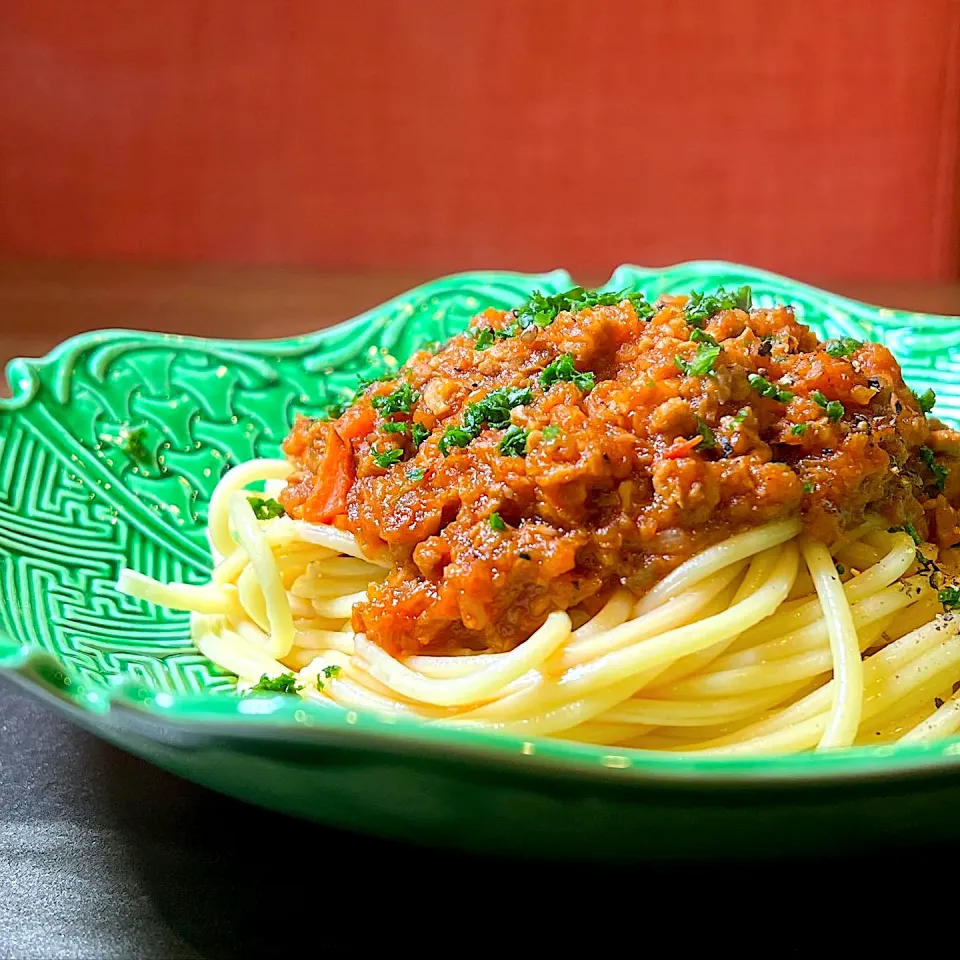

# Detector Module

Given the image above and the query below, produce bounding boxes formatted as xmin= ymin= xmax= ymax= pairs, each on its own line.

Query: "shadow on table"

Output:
xmin=90 ymin=729 xmax=954 ymax=958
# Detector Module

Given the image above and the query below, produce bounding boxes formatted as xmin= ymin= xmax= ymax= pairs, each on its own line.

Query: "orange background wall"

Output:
xmin=1 ymin=0 xmax=959 ymax=281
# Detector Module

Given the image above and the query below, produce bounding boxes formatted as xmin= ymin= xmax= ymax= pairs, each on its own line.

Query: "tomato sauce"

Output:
xmin=280 ymin=292 xmax=960 ymax=654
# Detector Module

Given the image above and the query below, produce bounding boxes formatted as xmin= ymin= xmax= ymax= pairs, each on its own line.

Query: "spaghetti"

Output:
xmin=117 ymin=285 xmax=960 ymax=754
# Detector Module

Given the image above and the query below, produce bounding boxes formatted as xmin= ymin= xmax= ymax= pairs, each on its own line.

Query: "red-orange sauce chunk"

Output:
xmin=280 ymin=295 xmax=960 ymax=655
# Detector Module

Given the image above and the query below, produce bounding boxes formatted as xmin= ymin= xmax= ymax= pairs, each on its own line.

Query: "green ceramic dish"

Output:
xmin=4 ymin=261 xmax=960 ymax=860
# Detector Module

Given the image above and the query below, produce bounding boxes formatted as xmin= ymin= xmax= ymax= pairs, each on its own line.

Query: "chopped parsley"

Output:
xmin=684 ymin=286 xmax=752 ymax=328
xmin=542 ymin=424 xmax=561 ymax=441
xmin=888 ymin=523 xmax=922 ymax=545
xmin=357 ymin=369 xmax=399 ymax=391
xmin=915 ymin=549 xmax=942 ymax=587
xmin=539 ymin=354 xmax=596 ymax=393
xmin=488 ymin=512 xmax=507 ymax=531
xmin=802 ymin=481 xmax=814 ymax=494
xmin=381 ymin=420 xmax=409 ymax=434
xmin=371 ymin=446 xmax=404 ymax=469
xmin=514 ymin=287 xmax=655 ymax=330
xmin=248 ymin=496 xmax=286 ymax=521
xmin=498 ymin=425 xmax=530 ymax=457
xmin=314 ymin=665 xmax=342 ymax=693
xmin=438 ymin=426 xmax=474 ymax=456
xmin=823 ymin=337 xmax=862 ymax=358
xmin=474 ymin=327 xmax=496 ymax=350
xmin=465 ymin=387 xmax=534 ymax=431
xmin=920 ymin=445 xmax=948 ymax=492
xmin=100 ymin=424 xmax=150 ymax=464
xmin=811 ymin=390 xmax=844 ymax=422
xmin=410 ymin=422 xmax=429 ymax=447
xmin=372 ymin=382 xmax=419 ymax=416
xmin=791 ymin=423 xmax=809 ymax=436
xmin=325 ymin=397 xmax=352 ymax=419
xmin=675 ymin=343 xmax=722 ymax=378
xmin=748 ymin=374 xmax=794 ymax=403
xmin=381 ymin=419 xmax=427 ymax=445
xmin=438 ymin=386 xmax=533 ymax=456
xmin=938 ymin=585 xmax=960 ymax=611
xmin=326 ymin=369 xmax=402 ymax=422
xmin=694 ymin=417 xmax=716 ymax=449
xmin=689 ymin=329 xmax=719 ymax=346
xmin=913 ymin=388 xmax=937 ymax=414
xmin=406 ymin=466 xmax=425 ymax=482
xmin=733 ymin=408 xmax=750 ymax=425
xmin=251 ymin=673 xmax=301 ymax=694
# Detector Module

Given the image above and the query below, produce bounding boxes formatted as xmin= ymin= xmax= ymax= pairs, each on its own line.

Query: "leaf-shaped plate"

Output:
xmin=4 ymin=262 xmax=960 ymax=860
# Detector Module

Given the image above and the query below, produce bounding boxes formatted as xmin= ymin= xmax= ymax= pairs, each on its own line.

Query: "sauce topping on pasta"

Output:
xmin=279 ymin=288 xmax=960 ymax=654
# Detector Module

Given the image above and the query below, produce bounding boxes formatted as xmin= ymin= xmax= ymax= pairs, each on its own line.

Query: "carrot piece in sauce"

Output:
xmin=301 ymin=423 xmax=354 ymax=523
xmin=335 ymin=403 xmax=376 ymax=443
xmin=663 ymin=436 xmax=703 ymax=459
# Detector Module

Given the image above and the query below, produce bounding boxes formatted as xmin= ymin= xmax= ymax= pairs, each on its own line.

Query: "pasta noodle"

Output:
xmin=118 ymin=457 xmax=960 ymax=754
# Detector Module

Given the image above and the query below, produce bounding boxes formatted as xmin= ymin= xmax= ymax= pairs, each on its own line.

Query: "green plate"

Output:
xmin=4 ymin=261 xmax=960 ymax=860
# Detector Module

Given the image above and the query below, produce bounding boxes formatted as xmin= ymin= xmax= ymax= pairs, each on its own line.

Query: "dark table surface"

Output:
xmin=3 ymin=263 xmax=960 ymax=957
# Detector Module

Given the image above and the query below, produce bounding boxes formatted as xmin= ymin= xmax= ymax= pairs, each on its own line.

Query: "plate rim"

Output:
xmin=4 ymin=259 xmax=960 ymax=789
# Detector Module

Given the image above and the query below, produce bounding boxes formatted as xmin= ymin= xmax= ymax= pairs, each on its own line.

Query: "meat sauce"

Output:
xmin=280 ymin=289 xmax=960 ymax=655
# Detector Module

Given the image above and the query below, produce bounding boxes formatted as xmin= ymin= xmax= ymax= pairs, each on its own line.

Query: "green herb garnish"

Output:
xmin=322 ymin=665 xmax=342 ymax=679
xmin=920 ymin=445 xmax=948 ymax=492
xmin=811 ymin=390 xmax=844 ymax=422
xmin=695 ymin=417 xmax=716 ymax=449
xmin=371 ymin=446 xmax=404 ymax=469
xmin=690 ymin=328 xmax=719 ymax=346
xmin=802 ymin=481 xmax=815 ymax=494
xmin=823 ymin=337 xmax=862 ymax=358
xmin=410 ymin=422 xmax=429 ymax=447
xmin=248 ymin=496 xmax=286 ymax=521
xmin=324 ymin=398 xmax=352 ymax=419
xmin=913 ymin=388 xmax=937 ymax=414
xmin=889 ymin=523 xmax=922 ymax=546
xmin=939 ymin=586 xmax=960 ymax=611
xmin=438 ymin=386 xmax=533 ymax=456
xmin=438 ymin=426 xmax=474 ymax=456
xmin=542 ymin=425 xmax=561 ymax=441
xmin=539 ymin=354 xmax=596 ymax=393
xmin=474 ymin=327 xmax=496 ymax=350
xmin=675 ymin=343 xmax=722 ymax=378
xmin=514 ymin=287 xmax=655 ymax=330
xmin=488 ymin=512 xmax=507 ymax=531
xmin=406 ymin=467 xmax=425 ymax=482
xmin=684 ymin=286 xmax=752 ymax=328
xmin=381 ymin=421 xmax=409 ymax=434
xmin=100 ymin=424 xmax=150 ymax=464
xmin=251 ymin=673 xmax=301 ymax=694
xmin=733 ymin=408 xmax=750 ymax=425
xmin=372 ymin=382 xmax=419 ymax=416
xmin=791 ymin=423 xmax=809 ymax=436
xmin=826 ymin=402 xmax=844 ymax=422
xmin=498 ymin=425 xmax=530 ymax=457
xmin=748 ymin=374 xmax=794 ymax=403
xmin=464 ymin=387 xmax=533 ymax=432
